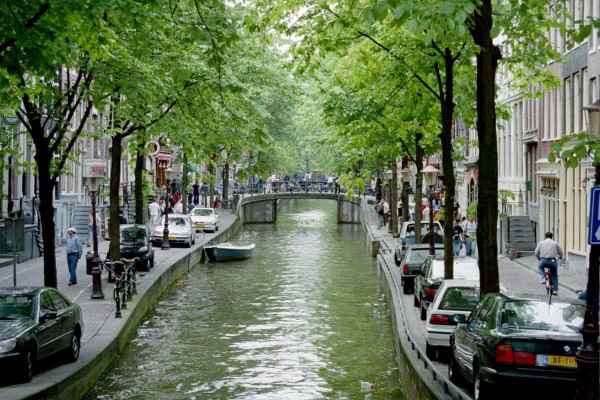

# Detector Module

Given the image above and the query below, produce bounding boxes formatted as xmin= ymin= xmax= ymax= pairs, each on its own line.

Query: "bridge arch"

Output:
xmin=238 ymin=192 xmax=362 ymax=224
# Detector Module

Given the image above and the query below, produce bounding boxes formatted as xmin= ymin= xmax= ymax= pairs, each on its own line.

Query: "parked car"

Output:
xmin=425 ymin=279 xmax=481 ymax=360
xmin=152 ymin=214 xmax=195 ymax=247
xmin=414 ymin=256 xmax=479 ymax=320
xmin=449 ymin=293 xmax=585 ymax=399
xmin=398 ymin=243 xmax=444 ymax=294
xmin=189 ymin=207 xmax=220 ymax=232
xmin=394 ymin=221 xmax=443 ymax=265
xmin=119 ymin=224 xmax=155 ymax=271
xmin=0 ymin=287 xmax=84 ymax=382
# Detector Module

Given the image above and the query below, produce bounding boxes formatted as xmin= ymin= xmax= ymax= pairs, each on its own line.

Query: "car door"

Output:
xmin=36 ymin=289 xmax=72 ymax=358
xmin=454 ymin=295 xmax=494 ymax=379
xmin=416 ymin=258 xmax=430 ymax=301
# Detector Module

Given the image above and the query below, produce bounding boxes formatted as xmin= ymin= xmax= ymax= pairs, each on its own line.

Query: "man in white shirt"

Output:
xmin=148 ymin=199 xmax=161 ymax=226
xmin=464 ymin=215 xmax=477 ymax=256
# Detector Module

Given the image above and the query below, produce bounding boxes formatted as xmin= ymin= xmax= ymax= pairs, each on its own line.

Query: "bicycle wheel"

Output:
xmin=545 ymin=276 xmax=552 ymax=295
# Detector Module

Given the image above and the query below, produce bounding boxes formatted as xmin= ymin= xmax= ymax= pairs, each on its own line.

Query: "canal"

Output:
xmin=88 ymin=199 xmax=402 ymax=399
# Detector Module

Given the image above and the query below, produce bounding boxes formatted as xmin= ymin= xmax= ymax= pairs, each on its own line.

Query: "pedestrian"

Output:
xmin=200 ymin=182 xmax=208 ymax=206
xmin=119 ymin=209 xmax=127 ymax=224
xmin=87 ymin=209 xmax=101 ymax=247
xmin=148 ymin=199 xmax=161 ymax=226
xmin=382 ymin=199 xmax=390 ymax=227
xmin=452 ymin=218 xmax=464 ymax=257
xmin=464 ymin=215 xmax=477 ymax=256
xmin=192 ymin=180 xmax=200 ymax=205
xmin=375 ymin=198 xmax=385 ymax=229
xmin=173 ymin=200 xmax=183 ymax=214
xmin=534 ymin=232 xmax=563 ymax=295
xmin=422 ymin=201 xmax=433 ymax=222
xmin=66 ymin=227 xmax=83 ymax=286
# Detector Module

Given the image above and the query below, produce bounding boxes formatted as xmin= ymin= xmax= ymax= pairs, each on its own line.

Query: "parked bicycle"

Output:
xmin=103 ymin=257 xmax=141 ymax=318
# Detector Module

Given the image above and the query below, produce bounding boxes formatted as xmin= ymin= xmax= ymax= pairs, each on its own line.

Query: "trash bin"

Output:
xmin=86 ymin=251 xmax=94 ymax=275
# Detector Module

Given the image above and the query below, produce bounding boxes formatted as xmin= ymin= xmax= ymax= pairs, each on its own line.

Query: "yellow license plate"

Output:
xmin=547 ymin=355 xmax=577 ymax=368
xmin=168 ymin=236 xmax=176 ymax=241
xmin=195 ymin=223 xmax=204 ymax=228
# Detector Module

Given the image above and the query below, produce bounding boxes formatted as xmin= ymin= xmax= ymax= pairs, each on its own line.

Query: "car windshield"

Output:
xmin=500 ymin=300 xmax=585 ymax=333
xmin=405 ymin=224 xmax=442 ymax=237
xmin=170 ymin=217 xmax=188 ymax=227
xmin=439 ymin=287 xmax=480 ymax=311
xmin=0 ymin=294 xmax=34 ymax=319
xmin=407 ymin=248 xmax=444 ymax=263
xmin=120 ymin=229 xmax=147 ymax=243
xmin=192 ymin=209 xmax=213 ymax=217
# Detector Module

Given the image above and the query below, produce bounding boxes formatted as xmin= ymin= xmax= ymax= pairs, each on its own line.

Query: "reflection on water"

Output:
xmin=88 ymin=199 xmax=402 ymax=399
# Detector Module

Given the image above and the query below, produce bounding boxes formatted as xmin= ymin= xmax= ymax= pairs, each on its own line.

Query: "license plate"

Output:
xmin=546 ymin=355 xmax=577 ymax=368
xmin=168 ymin=236 xmax=176 ymax=241
xmin=195 ymin=223 xmax=204 ymax=228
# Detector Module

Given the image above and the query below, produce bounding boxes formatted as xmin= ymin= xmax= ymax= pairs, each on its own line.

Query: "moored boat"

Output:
xmin=204 ymin=243 xmax=255 ymax=262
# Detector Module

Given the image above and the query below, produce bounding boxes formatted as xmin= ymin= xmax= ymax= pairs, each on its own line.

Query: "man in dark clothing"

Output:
xmin=192 ymin=181 xmax=200 ymax=205
xmin=119 ymin=210 xmax=127 ymax=224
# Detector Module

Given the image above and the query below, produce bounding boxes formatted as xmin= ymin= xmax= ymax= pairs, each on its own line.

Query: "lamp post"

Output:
xmin=422 ymin=165 xmax=440 ymax=255
xmin=87 ymin=174 xmax=104 ymax=299
xmin=305 ymin=149 xmax=309 ymax=192
xmin=385 ymin=169 xmax=393 ymax=233
xmin=401 ymin=168 xmax=411 ymax=224
xmin=161 ymin=167 xmax=175 ymax=250
xmin=577 ymin=100 xmax=600 ymax=400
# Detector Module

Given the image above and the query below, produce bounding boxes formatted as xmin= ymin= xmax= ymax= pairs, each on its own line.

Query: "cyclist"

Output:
xmin=534 ymin=232 xmax=563 ymax=295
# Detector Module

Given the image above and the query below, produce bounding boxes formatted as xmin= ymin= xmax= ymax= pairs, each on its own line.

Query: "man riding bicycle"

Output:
xmin=534 ymin=232 xmax=564 ymax=296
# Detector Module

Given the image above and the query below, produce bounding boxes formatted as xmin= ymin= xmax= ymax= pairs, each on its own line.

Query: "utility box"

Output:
xmin=5 ymin=217 xmax=24 ymax=252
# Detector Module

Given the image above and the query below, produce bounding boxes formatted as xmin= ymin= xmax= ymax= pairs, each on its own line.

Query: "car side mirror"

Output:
xmin=40 ymin=311 xmax=58 ymax=322
xmin=453 ymin=314 xmax=466 ymax=324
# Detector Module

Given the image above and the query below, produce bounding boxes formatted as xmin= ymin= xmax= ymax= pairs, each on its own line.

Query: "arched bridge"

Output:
xmin=238 ymin=192 xmax=362 ymax=224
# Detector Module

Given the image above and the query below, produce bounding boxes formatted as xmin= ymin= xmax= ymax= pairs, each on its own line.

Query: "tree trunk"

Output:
xmin=414 ymin=138 xmax=424 ymax=244
xmin=470 ymin=0 xmax=501 ymax=295
xmin=135 ymin=150 xmax=144 ymax=224
xmin=38 ymin=163 xmax=58 ymax=288
xmin=181 ymin=153 xmax=188 ymax=213
xmin=391 ymin=166 xmax=398 ymax=235
xmin=441 ymin=47 xmax=456 ymax=280
xmin=108 ymin=134 xmax=123 ymax=261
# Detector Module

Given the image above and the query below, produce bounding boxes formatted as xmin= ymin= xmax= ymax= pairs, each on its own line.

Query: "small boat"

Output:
xmin=204 ymin=243 xmax=255 ymax=262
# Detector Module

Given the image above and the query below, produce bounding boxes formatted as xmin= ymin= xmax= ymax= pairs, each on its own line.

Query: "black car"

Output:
xmin=397 ymin=244 xmax=444 ymax=294
xmin=0 ymin=287 xmax=84 ymax=382
xmin=449 ymin=293 xmax=585 ymax=399
xmin=120 ymin=224 xmax=155 ymax=271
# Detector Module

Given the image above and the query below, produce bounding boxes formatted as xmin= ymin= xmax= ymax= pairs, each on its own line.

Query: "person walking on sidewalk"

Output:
xmin=452 ymin=218 xmax=464 ymax=256
xmin=375 ymin=198 xmax=385 ymax=228
xmin=464 ymin=215 xmax=477 ymax=256
xmin=66 ymin=227 xmax=83 ymax=286
xmin=535 ymin=232 xmax=563 ymax=295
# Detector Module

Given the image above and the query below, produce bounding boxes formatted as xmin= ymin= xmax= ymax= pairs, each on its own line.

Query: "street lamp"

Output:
xmin=305 ymin=149 xmax=309 ymax=192
xmin=401 ymin=167 xmax=411 ymax=224
xmin=422 ymin=165 xmax=440 ymax=255
xmin=385 ymin=169 xmax=393 ymax=233
xmin=161 ymin=166 xmax=175 ymax=250
xmin=87 ymin=173 xmax=104 ymax=299
xmin=577 ymin=100 xmax=600 ymax=400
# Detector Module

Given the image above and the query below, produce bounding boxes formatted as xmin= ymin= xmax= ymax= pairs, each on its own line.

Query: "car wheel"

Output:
xmin=65 ymin=330 xmax=81 ymax=362
xmin=192 ymin=234 xmax=196 ymax=245
xmin=17 ymin=346 xmax=34 ymax=383
xmin=420 ymin=302 xmax=427 ymax=321
xmin=426 ymin=342 xmax=437 ymax=360
xmin=185 ymin=237 xmax=192 ymax=248
xmin=394 ymin=254 xmax=401 ymax=266
xmin=473 ymin=365 xmax=492 ymax=400
xmin=448 ymin=351 xmax=463 ymax=385
xmin=403 ymin=280 xmax=410 ymax=295
xmin=414 ymin=292 xmax=420 ymax=307
xmin=216 ymin=225 xmax=219 ymax=232
xmin=150 ymin=256 xmax=154 ymax=269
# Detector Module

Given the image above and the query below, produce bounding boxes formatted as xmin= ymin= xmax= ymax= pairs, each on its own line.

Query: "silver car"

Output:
xmin=152 ymin=214 xmax=195 ymax=247
xmin=189 ymin=207 xmax=220 ymax=232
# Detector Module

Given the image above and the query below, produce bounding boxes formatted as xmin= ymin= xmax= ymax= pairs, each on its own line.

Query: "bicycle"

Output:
xmin=543 ymin=265 xmax=553 ymax=296
xmin=103 ymin=257 xmax=141 ymax=318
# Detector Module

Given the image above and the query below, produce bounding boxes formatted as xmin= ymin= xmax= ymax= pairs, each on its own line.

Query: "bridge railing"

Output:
xmin=235 ymin=181 xmax=340 ymax=195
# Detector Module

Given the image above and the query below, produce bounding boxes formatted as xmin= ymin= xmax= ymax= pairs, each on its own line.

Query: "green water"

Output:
xmin=88 ymin=199 xmax=402 ymax=399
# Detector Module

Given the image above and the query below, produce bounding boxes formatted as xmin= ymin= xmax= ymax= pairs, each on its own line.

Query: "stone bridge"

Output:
xmin=238 ymin=192 xmax=362 ymax=224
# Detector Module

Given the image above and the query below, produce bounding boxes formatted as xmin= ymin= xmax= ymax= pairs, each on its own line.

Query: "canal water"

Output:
xmin=88 ymin=199 xmax=402 ymax=399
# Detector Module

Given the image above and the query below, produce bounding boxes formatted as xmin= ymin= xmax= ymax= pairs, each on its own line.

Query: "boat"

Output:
xmin=204 ymin=243 xmax=255 ymax=262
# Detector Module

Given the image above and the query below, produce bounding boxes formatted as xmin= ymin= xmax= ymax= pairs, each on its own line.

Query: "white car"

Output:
xmin=189 ymin=207 xmax=220 ymax=232
xmin=152 ymin=214 xmax=195 ymax=247
xmin=425 ymin=279 xmax=482 ymax=360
